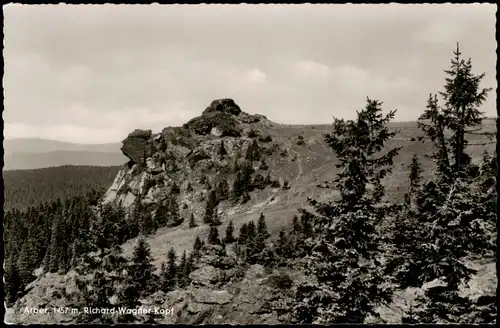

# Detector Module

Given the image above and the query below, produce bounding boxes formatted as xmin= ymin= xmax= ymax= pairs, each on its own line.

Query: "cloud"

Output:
xmin=415 ymin=20 xmax=463 ymax=45
xmin=245 ymin=68 xmax=267 ymax=84
xmin=290 ymin=60 xmax=330 ymax=80
xmin=3 ymin=4 xmax=496 ymax=143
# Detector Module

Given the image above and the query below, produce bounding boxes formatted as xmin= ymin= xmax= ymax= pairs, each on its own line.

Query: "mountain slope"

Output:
xmin=3 ymin=138 xmax=126 ymax=170
xmin=4 ymin=138 xmax=122 ymax=155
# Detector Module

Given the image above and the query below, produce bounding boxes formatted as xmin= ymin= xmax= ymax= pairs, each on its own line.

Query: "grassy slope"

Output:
xmin=121 ymin=119 xmax=496 ymax=263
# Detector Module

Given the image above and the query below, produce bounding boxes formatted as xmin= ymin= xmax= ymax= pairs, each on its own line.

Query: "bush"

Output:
xmin=248 ymin=129 xmax=260 ymax=138
xmin=259 ymin=135 xmax=273 ymax=143
xmin=268 ymin=272 xmax=293 ymax=290
xmin=296 ymin=135 xmax=305 ymax=145
xmin=259 ymin=159 xmax=269 ymax=171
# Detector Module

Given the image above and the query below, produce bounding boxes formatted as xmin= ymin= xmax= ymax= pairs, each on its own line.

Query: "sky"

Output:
xmin=3 ymin=4 xmax=497 ymax=144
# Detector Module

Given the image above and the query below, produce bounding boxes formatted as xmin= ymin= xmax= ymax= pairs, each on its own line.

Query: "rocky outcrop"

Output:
xmin=203 ymin=98 xmax=242 ymax=116
xmin=104 ymin=99 xmax=278 ymax=212
xmin=121 ymin=129 xmax=152 ymax=164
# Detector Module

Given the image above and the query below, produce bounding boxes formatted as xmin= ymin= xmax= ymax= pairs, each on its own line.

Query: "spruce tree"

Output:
xmin=241 ymin=191 xmax=251 ymax=204
xmin=211 ymin=209 xmax=222 ymax=227
xmin=208 ymin=226 xmax=221 ymax=245
xmin=193 ymin=236 xmax=204 ymax=252
xmin=167 ymin=195 xmax=182 ymax=227
xmin=231 ymin=171 xmax=244 ymax=202
xmin=257 ymin=213 xmax=271 ymax=240
xmin=293 ymin=98 xmax=400 ymax=324
xmin=177 ymin=251 xmax=188 ymax=288
xmin=224 ymin=221 xmax=236 ymax=243
xmin=203 ymin=190 xmax=218 ymax=224
xmin=440 ymin=44 xmax=492 ymax=173
xmin=171 ymin=182 xmax=180 ymax=194
xmin=239 ymin=223 xmax=248 ymax=244
xmin=292 ymin=215 xmax=302 ymax=234
xmin=5 ymin=263 xmax=22 ymax=305
xmin=130 ymin=237 xmax=156 ymax=296
xmin=419 ymin=44 xmax=492 ymax=177
xmin=241 ymin=160 xmax=255 ymax=192
xmin=160 ymin=248 xmax=177 ymax=292
xmin=216 ymin=178 xmax=230 ymax=201
xmin=189 ymin=213 xmax=197 ymax=228
xmin=155 ymin=204 xmax=169 ymax=228
xmin=246 ymin=220 xmax=256 ymax=242
xmin=245 ymin=139 xmax=262 ymax=162
xmin=275 ymin=229 xmax=288 ymax=259
xmin=219 ymin=140 xmax=227 ymax=159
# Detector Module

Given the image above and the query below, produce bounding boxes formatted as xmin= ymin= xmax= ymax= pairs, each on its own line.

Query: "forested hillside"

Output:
xmin=3 ymin=165 xmax=121 ymax=211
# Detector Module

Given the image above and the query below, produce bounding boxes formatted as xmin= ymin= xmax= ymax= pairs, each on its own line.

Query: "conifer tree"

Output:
xmin=419 ymin=44 xmax=492 ymax=177
xmin=216 ymin=178 xmax=230 ymax=201
xmin=259 ymin=158 xmax=269 ymax=171
xmin=245 ymin=139 xmax=262 ymax=162
xmin=239 ymin=223 xmax=248 ymax=244
xmin=155 ymin=204 xmax=169 ymax=228
xmin=241 ymin=160 xmax=255 ymax=191
xmin=275 ymin=229 xmax=288 ymax=258
xmin=208 ymin=226 xmax=221 ymax=245
xmin=5 ymin=263 xmax=22 ymax=305
xmin=231 ymin=171 xmax=244 ymax=202
xmin=211 ymin=209 xmax=222 ymax=226
xmin=160 ymin=248 xmax=177 ymax=292
xmin=189 ymin=213 xmax=197 ymax=228
xmin=224 ymin=221 xmax=236 ymax=243
xmin=293 ymin=98 xmax=400 ymax=324
xmin=75 ymin=246 xmax=128 ymax=324
xmin=130 ymin=237 xmax=156 ymax=296
xmin=203 ymin=190 xmax=218 ymax=224
xmin=193 ymin=236 xmax=204 ymax=252
xmin=219 ymin=140 xmax=227 ymax=159
xmin=264 ymin=172 xmax=272 ymax=186
xmin=241 ymin=191 xmax=251 ymax=204
xmin=177 ymin=251 xmax=188 ymax=288
xmin=404 ymin=154 xmax=423 ymax=207
xmin=292 ymin=215 xmax=302 ymax=234
xmin=166 ymin=194 xmax=182 ymax=227
xmin=252 ymin=174 xmax=266 ymax=190
xmin=246 ymin=220 xmax=256 ymax=242
xmin=257 ymin=213 xmax=271 ymax=239
xmin=171 ymin=182 xmax=180 ymax=194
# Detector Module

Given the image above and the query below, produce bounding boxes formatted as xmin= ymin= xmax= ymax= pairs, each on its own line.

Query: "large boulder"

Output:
xmin=203 ymin=98 xmax=242 ymax=116
xmin=189 ymin=265 xmax=225 ymax=287
xmin=184 ymin=112 xmax=241 ymax=137
xmin=121 ymin=129 xmax=152 ymax=164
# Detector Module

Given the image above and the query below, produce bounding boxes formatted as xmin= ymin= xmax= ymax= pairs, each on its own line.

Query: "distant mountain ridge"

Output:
xmin=3 ymin=138 xmax=127 ymax=170
xmin=4 ymin=138 xmax=122 ymax=154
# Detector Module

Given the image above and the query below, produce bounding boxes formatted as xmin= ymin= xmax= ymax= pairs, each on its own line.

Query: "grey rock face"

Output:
xmin=121 ymin=129 xmax=152 ymax=164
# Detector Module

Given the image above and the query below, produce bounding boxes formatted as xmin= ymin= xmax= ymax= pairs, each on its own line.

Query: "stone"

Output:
xmin=121 ymin=129 xmax=152 ymax=164
xmin=189 ymin=266 xmax=224 ymax=286
xmin=146 ymin=157 xmax=163 ymax=175
xmin=203 ymin=98 xmax=242 ymax=116
xmin=244 ymin=264 xmax=266 ymax=281
xmin=192 ymin=288 xmax=233 ymax=305
xmin=210 ymin=127 xmax=223 ymax=137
